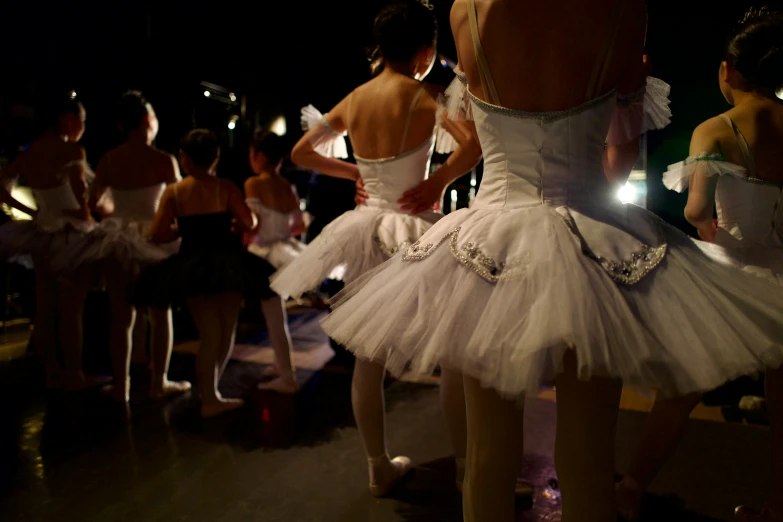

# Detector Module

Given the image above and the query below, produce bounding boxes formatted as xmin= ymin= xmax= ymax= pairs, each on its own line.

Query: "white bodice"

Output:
xmin=33 ymin=183 xmax=84 ymax=231
xmin=246 ymin=198 xmax=293 ymax=246
xmin=471 ymin=91 xmax=617 ymax=211
xmin=714 ymin=176 xmax=783 ymax=249
xmin=110 ymin=184 xmax=166 ymax=224
xmin=354 ymin=136 xmax=435 ymax=211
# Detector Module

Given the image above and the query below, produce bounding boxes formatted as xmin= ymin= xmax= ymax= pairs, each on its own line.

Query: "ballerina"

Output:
xmin=271 ymin=0 xmax=482 ymax=496
xmin=616 ymin=9 xmax=783 ymax=521
xmin=55 ymin=91 xmax=191 ymax=403
xmin=133 ymin=129 xmax=278 ymax=418
xmin=244 ymin=131 xmax=306 ymax=393
xmin=0 ymin=93 xmax=109 ymax=391
xmin=319 ymin=1 xmax=783 ymax=521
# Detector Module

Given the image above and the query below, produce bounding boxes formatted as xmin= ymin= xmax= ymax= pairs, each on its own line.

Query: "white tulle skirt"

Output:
xmin=321 ymin=203 xmax=783 ymax=398
xmin=270 ymin=205 xmax=442 ymax=299
xmin=248 ymin=238 xmax=307 ymax=270
xmin=49 ymin=219 xmax=175 ymax=279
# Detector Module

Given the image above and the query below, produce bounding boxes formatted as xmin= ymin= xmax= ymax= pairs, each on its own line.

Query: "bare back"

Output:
xmin=719 ymin=100 xmax=783 ymax=183
xmin=451 ymin=0 xmax=647 ymax=111
xmin=244 ymin=173 xmax=300 ymax=214
xmin=4 ymin=135 xmax=85 ymax=189
xmin=336 ymin=73 xmax=439 ymax=160
xmin=97 ymin=143 xmax=178 ymax=190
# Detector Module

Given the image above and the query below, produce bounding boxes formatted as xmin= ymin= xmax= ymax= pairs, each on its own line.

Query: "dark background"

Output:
xmin=0 ymin=0 xmax=777 ymax=228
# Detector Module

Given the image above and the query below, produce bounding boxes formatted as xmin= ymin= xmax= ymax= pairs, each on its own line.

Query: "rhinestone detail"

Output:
xmin=374 ymin=236 xmax=413 ymax=258
xmin=557 ymin=211 xmax=667 ymax=285
xmin=402 ymin=227 xmax=527 ymax=283
xmin=319 ymin=116 xmax=343 ymax=137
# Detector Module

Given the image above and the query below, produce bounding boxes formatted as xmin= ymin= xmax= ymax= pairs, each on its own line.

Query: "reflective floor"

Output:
xmin=0 ymin=321 xmax=770 ymax=522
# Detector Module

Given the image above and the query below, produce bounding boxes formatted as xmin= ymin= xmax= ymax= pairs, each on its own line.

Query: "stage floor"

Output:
xmin=0 ymin=312 xmax=770 ymax=521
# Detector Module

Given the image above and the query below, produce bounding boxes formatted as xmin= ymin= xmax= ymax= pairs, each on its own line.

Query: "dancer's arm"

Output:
xmin=149 ymin=186 xmax=179 ymax=244
xmin=398 ymin=115 xmax=482 ymax=214
xmin=227 ymin=181 xmax=257 ymax=232
xmin=90 ymin=154 xmax=114 ymax=218
xmin=62 ymin=145 xmax=93 ymax=222
xmin=684 ymin=120 xmax=721 ymax=242
xmin=291 ymin=96 xmax=360 ymax=181
xmin=0 ymin=160 xmax=37 ymax=218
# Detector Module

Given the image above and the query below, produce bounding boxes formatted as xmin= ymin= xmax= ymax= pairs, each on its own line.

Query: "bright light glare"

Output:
xmin=203 ymin=90 xmax=211 ymax=97
xmin=270 ymin=116 xmax=287 ymax=136
xmin=617 ymin=182 xmax=637 ymax=204
xmin=227 ymin=121 xmax=236 ymax=130
xmin=229 ymin=93 xmax=237 ymax=102
xmin=777 ymin=88 xmax=783 ymax=101
xmin=69 ymin=90 xmax=77 ymax=100
xmin=5 ymin=187 xmax=36 ymax=220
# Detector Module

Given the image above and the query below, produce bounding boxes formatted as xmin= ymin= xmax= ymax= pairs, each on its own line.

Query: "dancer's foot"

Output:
xmin=736 ymin=505 xmax=783 ymax=522
xmin=101 ymin=379 xmax=130 ymax=403
xmin=262 ymin=365 xmax=281 ymax=379
xmin=616 ymin=476 xmax=644 ymax=522
xmin=257 ymin=375 xmax=299 ymax=394
xmin=200 ymin=398 xmax=244 ymax=419
xmin=150 ymin=378 xmax=192 ymax=399
xmin=62 ymin=371 xmax=112 ymax=391
xmin=368 ymin=454 xmax=412 ymax=497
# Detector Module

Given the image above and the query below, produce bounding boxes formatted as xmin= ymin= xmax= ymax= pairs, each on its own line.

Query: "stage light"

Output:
xmin=69 ymin=90 xmax=77 ymax=100
xmin=617 ymin=181 xmax=637 ymax=204
xmin=777 ymin=88 xmax=783 ymax=100
xmin=227 ymin=121 xmax=236 ymax=130
xmin=4 ymin=187 xmax=36 ymax=220
xmin=270 ymin=116 xmax=287 ymax=136
xmin=203 ymin=90 xmax=211 ymax=98
xmin=229 ymin=93 xmax=237 ymax=102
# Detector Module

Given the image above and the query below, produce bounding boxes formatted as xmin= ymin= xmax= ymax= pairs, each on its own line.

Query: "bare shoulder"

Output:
xmin=450 ymin=0 xmax=468 ymax=29
xmin=690 ymin=116 xmax=728 ymax=155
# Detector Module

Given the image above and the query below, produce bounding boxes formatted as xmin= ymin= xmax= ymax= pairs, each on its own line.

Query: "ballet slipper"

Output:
xmin=150 ymin=378 xmax=191 ymax=399
xmin=736 ymin=505 xmax=783 ymax=522
xmin=368 ymin=453 xmax=412 ymax=497
xmin=616 ymin=476 xmax=644 ymax=522
xmin=257 ymin=375 xmax=300 ymax=394
xmin=200 ymin=398 xmax=244 ymax=418
xmin=101 ymin=378 xmax=131 ymax=403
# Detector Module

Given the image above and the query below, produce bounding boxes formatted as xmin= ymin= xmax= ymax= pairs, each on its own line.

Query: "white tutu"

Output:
xmin=49 ymin=218 xmax=175 ymax=277
xmin=321 ymin=201 xmax=783 ymax=398
xmin=0 ymin=220 xmax=89 ymax=270
xmin=270 ymin=205 xmax=442 ymax=299
xmin=248 ymin=239 xmax=307 ymax=270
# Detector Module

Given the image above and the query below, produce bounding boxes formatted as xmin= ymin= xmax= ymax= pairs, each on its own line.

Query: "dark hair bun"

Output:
xmin=181 ymin=129 xmax=220 ymax=168
xmin=373 ymin=1 xmax=437 ymax=65
xmin=726 ymin=6 xmax=783 ymax=91
xmin=251 ymin=131 xmax=287 ymax=166
xmin=117 ymin=91 xmax=151 ymax=134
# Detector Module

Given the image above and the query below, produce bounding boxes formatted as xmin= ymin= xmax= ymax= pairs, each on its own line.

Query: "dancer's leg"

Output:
xmin=616 ymin=392 xmax=702 ymax=520
xmin=555 ymin=351 xmax=622 ymax=522
xmin=104 ymin=272 xmax=135 ymax=402
xmin=257 ymin=295 xmax=299 ymax=393
xmin=131 ymin=307 xmax=149 ymax=365
xmin=33 ymin=263 xmax=60 ymax=387
xmin=187 ymin=295 xmax=242 ymax=418
xmin=462 ymin=375 xmax=525 ymax=522
xmin=214 ymin=292 xmax=243 ymax=381
xmin=148 ymin=306 xmax=190 ymax=398
xmin=440 ymin=368 xmax=468 ymax=489
xmin=59 ymin=279 xmax=105 ymax=390
xmin=352 ymin=358 xmax=411 ymax=496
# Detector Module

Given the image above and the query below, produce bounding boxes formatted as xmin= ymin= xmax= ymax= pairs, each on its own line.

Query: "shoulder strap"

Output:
xmin=719 ymin=114 xmax=757 ymax=177
xmin=400 ymin=86 xmax=426 ymax=154
xmin=467 ymin=0 xmax=501 ymax=105
xmin=586 ymin=0 xmax=626 ymax=100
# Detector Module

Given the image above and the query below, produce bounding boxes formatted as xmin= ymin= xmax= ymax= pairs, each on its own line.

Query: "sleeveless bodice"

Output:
xmin=111 ymin=184 xmax=166 ymax=224
xmin=246 ymin=199 xmax=292 ymax=245
xmin=715 ymin=175 xmax=783 ymax=248
xmin=177 ymin=212 xmax=239 ymax=251
xmin=471 ymin=92 xmax=617 ymax=210
xmin=354 ymin=136 xmax=435 ymax=211
xmin=33 ymin=183 xmax=84 ymax=230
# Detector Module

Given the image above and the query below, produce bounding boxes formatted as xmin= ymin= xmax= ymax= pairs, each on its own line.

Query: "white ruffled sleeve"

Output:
xmin=607 ymin=76 xmax=672 ymax=146
xmin=434 ymin=67 xmax=473 ymax=154
xmin=300 ymin=105 xmax=348 ymax=159
xmin=663 ymin=153 xmax=746 ymax=193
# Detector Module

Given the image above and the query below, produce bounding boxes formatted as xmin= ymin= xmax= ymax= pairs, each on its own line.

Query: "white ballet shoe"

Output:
xmin=200 ymin=398 xmax=244 ymax=418
xmin=101 ymin=378 xmax=131 ymax=403
xmin=368 ymin=454 xmax=412 ymax=497
xmin=257 ymin=375 xmax=300 ymax=394
xmin=150 ymin=378 xmax=191 ymax=399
